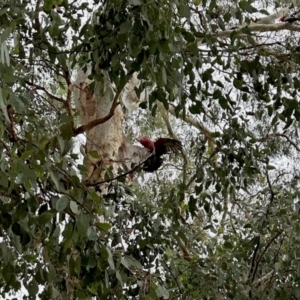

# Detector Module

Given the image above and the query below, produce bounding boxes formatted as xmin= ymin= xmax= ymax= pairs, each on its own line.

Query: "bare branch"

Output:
xmin=252 ymin=8 xmax=289 ymax=24
xmin=73 ymin=89 xmax=121 ymax=136
xmin=168 ymin=104 xmax=213 ymax=137
xmin=251 ymin=231 xmax=283 ymax=284
xmin=274 ymin=133 xmax=300 ymax=152
xmin=157 ymin=101 xmax=189 ymax=185
xmin=258 ymin=133 xmax=300 ymax=152
xmin=253 ymin=270 xmax=275 ymax=287
xmin=86 ymin=150 xmax=152 ymax=186
xmin=197 ymin=23 xmax=300 ymax=45
xmin=73 ymin=70 xmax=135 ymax=136
xmin=24 ymin=80 xmax=66 ymax=104
xmin=168 ymin=104 xmax=219 ymax=167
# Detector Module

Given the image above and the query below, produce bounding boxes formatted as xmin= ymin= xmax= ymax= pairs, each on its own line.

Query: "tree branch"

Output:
xmin=168 ymin=104 xmax=213 ymax=139
xmin=258 ymin=133 xmax=300 ymax=152
xmin=252 ymin=8 xmax=289 ymax=24
xmin=274 ymin=133 xmax=300 ymax=152
xmin=24 ymin=80 xmax=66 ymax=104
xmin=73 ymin=70 xmax=134 ymax=136
xmin=248 ymin=236 xmax=260 ymax=299
xmin=157 ymin=101 xmax=189 ymax=185
xmin=72 ymin=89 xmax=121 ymax=136
xmin=185 ymin=147 xmax=220 ymax=189
xmin=205 ymin=23 xmax=300 ymax=42
xmin=85 ymin=150 xmax=152 ymax=186
xmin=168 ymin=104 xmax=219 ymax=168
xmin=251 ymin=231 xmax=283 ymax=284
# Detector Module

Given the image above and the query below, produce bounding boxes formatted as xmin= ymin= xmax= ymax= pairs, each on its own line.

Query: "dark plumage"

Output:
xmin=280 ymin=16 xmax=300 ymax=23
xmin=138 ymin=137 xmax=183 ymax=172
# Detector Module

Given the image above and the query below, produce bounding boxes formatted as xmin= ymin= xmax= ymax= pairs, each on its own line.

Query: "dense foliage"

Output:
xmin=1 ymin=0 xmax=300 ymax=299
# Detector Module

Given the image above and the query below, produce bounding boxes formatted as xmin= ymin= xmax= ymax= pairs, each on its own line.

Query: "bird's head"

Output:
xmin=279 ymin=16 xmax=285 ymax=22
xmin=136 ymin=136 xmax=155 ymax=151
xmin=137 ymin=136 xmax=149 ymax=143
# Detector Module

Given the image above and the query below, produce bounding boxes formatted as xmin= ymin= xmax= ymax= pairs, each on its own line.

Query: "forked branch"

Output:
xmin=73 ymin=89 xmax=121 ymax=136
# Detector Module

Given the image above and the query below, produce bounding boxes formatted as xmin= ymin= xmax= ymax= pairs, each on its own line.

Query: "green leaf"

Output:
xmin=87 ymin=226 xmax=98 ymax=241
xmin=0 ymin=171 xmax=8 ymax=187
xmin=202 ymin=68 xmax=214 ymax=82
xmin=76 ymin=214 xmax=92 ymax=236
xmin=0 ymin=88 xmax=10 ymax=123
xmin=224 ymin=241 xmax=234 ymax=249
xmin=38 ymin=210 xmax=56 ymax=225
xmin=49 ymin=169 xmax=61 ymax=190
xmin=247 ymin=34 xmax=256 ymax=46
xmin=3 ymin=263 xmax=14 ymax=282
xmin=219 ymin=96 xmax=229 ymax=109
xmin=56 ymin=195 xmax=69 ymax=212
xmin=59 ymin=123 xmax=73 ymax=140
xmin=0 ymin=65 xmax=17 ymax=85
xmin=159 ymin=39 xmax=170 ymax=52
xmin=70 ymin=201 xmax=79 ymax=214
xmin=178 ymin=4 xmax=191 ymax=18
xmin=26 ymin=279 xmax=39 ymax=297
xmin=208 ymin=0 xmax=216 ymax=11
xmin=129 ymin=0 xmax=141 ymax=4
xmin=1 ymin=213 xmax=12 ymax=230
xmin=15 ymin=203 xmax=28 ymax=220
xmin=0 ymin=8 xmax=8 ymax=16
xmin=96 ymin=222 xmax=112 ymax=231
xmin=47 ymin=263 xmax=57 ymax=282
xmin=156 ymin=285 xmax=169 ymax=299
xmin=76 ymin=290 xmax=87 ymax=299
xmin=148 ymin=41 xmax=157 ymax=54
xmin=161 ymin=67 xmax=167 ymax=85
xmin=121 ymin=255 xmax=143 ymax=270
xmin=239 ymin=1 xmax=257 ymax=13
xmin=0 ymin=28 xmax=12 ymax=43
xmin=57 ymin=136 xmax=73 ymax=156
xmin=89 ymin=150 xmax=99 ymax=158
xmin=182 ymin=30 xmax=195 ymax=43
xmin=0 ymin=243 xmax=9 ymax=263
xmin=224 ymin=12 xmax=231 ymax=22
xmin=107 ymin=247 xmax=115 ymax=270
xmin=116 ymin=270 xmax=123 ymax=285
xmin=119 ymin=21 xmax=132 ymax=34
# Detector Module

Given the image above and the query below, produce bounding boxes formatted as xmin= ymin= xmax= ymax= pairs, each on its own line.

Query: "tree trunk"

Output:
xmin=74 ymin=67 xmax=150 ymax=187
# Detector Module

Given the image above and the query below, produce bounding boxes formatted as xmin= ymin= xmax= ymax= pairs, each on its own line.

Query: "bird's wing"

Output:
xmin=154 ymin=138 xmax=183 ymax=156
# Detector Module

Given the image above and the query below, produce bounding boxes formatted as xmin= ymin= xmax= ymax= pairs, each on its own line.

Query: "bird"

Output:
xmin=137 ymin=137 xmax=182 ymax=172
xmin=279 ymin=15 xmax=299 ymax=23
xmin=279 ymin=10 xmax=300 ymax=24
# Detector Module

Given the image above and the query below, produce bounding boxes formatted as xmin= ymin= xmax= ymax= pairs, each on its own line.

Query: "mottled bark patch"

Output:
xmin=82 ymin=82 xmax=96 ymax=116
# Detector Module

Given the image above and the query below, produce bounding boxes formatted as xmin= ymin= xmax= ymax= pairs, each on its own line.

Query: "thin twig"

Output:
xmin=163 ymin=259 xmax=183 ymax=296
xmin=185 ymin=147 xmax=220 ymax=189
xmin=24 ymin=80 xmax=67 ymax=104
xmin=251 ymin=231 xmax=283 ymax=284
xmin=248 ymin=236 xmax=260 ymax=289
xmin=257 ymin=133 xmax=300 ymax=152
xmin=85 ymin=152 xmax=152 ymax=186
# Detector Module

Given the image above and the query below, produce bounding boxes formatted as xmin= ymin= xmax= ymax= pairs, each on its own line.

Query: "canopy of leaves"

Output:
xmin=1 ymin=0 xmax=300 ymax=299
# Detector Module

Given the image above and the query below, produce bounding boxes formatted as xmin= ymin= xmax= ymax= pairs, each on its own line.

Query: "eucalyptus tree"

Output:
xmin=1 ymin=0 xmax=300 ymax=299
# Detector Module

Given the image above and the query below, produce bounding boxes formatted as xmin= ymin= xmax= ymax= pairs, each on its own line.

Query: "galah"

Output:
xmin=137 ymin=137 xmax=182 ymax=172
